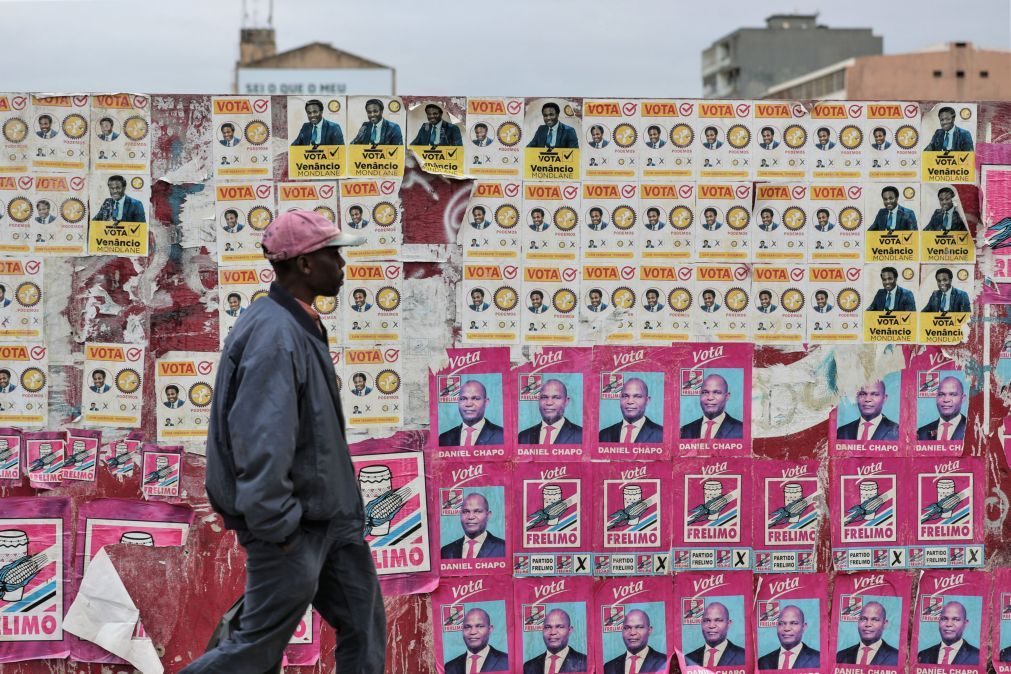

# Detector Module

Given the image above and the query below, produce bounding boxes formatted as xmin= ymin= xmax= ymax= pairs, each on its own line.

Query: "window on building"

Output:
xmin=956 ymin=70 xmax=965 ymax=78
xmin=933 ymin=70 xmax=943 ymax=78
xmin=981 ymin=70 xmax=990 ymax=78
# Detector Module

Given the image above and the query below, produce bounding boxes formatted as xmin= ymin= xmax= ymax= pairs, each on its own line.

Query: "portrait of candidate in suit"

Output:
xmin=869 ymin=186 xmax=918 ymax=231
xmin=644 ymin=125 xmax=665 ymax=150
xmin=94 ymin=174 xmax=146 ymax=223
xmin=218 ymin=122 xmax=240 ymax=147
xmin=916 ymin=601 xmax=980 ymax=666
xmin=440 ymin=491 xmax=506 ymax=560
xmin=815 ymin=127 xmax=836 ymax=151
xmin=602 ymin=609 xmax=667 ymax=673
xmin=518 ymin=377 xmax=583 ymax=445
xmin=522 ymin=608 xmax=588 ymax=674
xmin=924 ymin=187 xmax=967 ymax=232
xmin=444 ymin=607 xmax=509 ymax=673
xmin=868 ymin=267 xmax=916 ymax=312
xmin=438 ymin=379 xmax=505 ymax=447
xmin=870 ymin=127 xmax=891 ymax=151
xmin=702 ymin=126 xmax=723 ymax=150
xmin=924 ymin=106 xmax=974 ymax=152
xmin=917 ymin=375 xmax=967 ymax=442
xmin=834 ymin=600 xmax=900 ymax=665
xmin=759 ymin=126 xmax=780 ymax=150
xmin=36 ymin=114 xmax=58 ymax=139
xmin=837 ymin=379 xmax=900 ymax=442
xmin=350 ymin=98 xmax=403 ymax=146
xmin=411 ymin=103 xmax=463 ymax=147
xmin=97 ymin=117 xmax=119 ymax=142
xmin=679 ymin=372 xmax=744 ymax=440
xmin=587 ymin=124 xmax=609 ymax=149
xmin=757 ymin=605 xmax=820 ymax=670
xmin=921 ymin=267 xmax=971 ymax=314
xmin=599 ymin=375 xmax=663 ymax=443
xmin=471 ymin=122 xmax=493 ymax=147
xmin=527 ymin=101 xmax=578 ymax=149
xmin=684 ymin=602 xmax=746 ymax=667
xmin=291 ymin=98 xmax=344 ymax=146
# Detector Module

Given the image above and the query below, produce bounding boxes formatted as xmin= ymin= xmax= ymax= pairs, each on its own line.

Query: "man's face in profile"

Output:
xmin=366 ymin=103 xmax=383 ymax=124
xmin=460 ymin=493 xmax=490 ymax=537
xmin=306 ymin=103 xmax=323 ymax=125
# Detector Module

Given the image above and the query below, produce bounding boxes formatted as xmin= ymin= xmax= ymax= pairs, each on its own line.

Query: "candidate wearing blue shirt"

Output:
xmin=291 ymin=99 xmax=344 ymax=146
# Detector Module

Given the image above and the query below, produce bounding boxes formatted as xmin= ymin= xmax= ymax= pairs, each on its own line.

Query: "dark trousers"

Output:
xmin=182 ymin=526 xmax=386 ymax=674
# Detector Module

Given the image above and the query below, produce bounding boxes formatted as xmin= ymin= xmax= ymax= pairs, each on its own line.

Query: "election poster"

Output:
xmin=639 ymin=99 xmax=695 ymax=181
xmin=23 ymin=430 xmax=65 ymax=488
xmin=582 ymin=99 xmax=638 ymax=180
xmin=140 ymin=444 xmax=182 ymax=500
xmin=430 ymin=347 xmax=514 ymax=462
xmin=866 ymin=101 xmax=920 ymax=182
xmin=909 ymin=347 xmax=970 ymax=455
xmin=809 ymin=183 xmax=865 ymax=262
xmin=434 ymin=460 xmax=511 ymax=577
xmin=215 ymin=181 xmax=275 ymax=266
xmin=31 ymin=173 xmax=88 ymax=256
xmin=72 ymin=498 xmax=192 ymax=665
xmin=580 ymin=182 xmax=638 ymax=263
xmin=155 ymin=352 xmax=218 ymax=446
xmin=696 ymin=182 xmax=752 ymax=262
xmin=672 ymin=458 xmax=753 ymax=572
xmin=90 ymin=93 xmax=151 ymax=174
xmin=809 ymin=102 xmax=864 ymax=181
xmin=594 ymin=576 xmax=673 ymax=673
xmin=911 ymin=570 xmax=988 ymax=674
xmin=341 ymin=346 xmax=403 ymax=430
xmin=342 ymin=262 xmax=402 ymax=343
xmin=676 ymin=342 xmax=752 ymax=456
xmin=754 ymin=573 xmax=829 ymax=672
xmin=461 ymin=262 xmax=520 ymax=345
xmin=0 ymin=496 xmax=71 ymax=664
xmin=908 ymin=457 xmax=984 ymax=569
xmin=863 ymin=262 xmax=919 ymax=344
xmin=102 ymin=431 xmax=144 ymax=478
xmin=692 ymin=264 xmax=752 ymax=342
xmin=830 ymin=457 xmax=909 ymax=571
xmin=921 ymin=183 xmax=974 ymax=263
xmin=832 ymin=371 xmax=905 ymax=457
xmin=579 ymin=262 xmax=636 ymax=344
xmin=0 ymin=174 xmax=33 ymax=253
xmin=0 ymin=93 xmax=30 ymax=174
xmin=515 ymin=575 xmax=593 ymax=673
xmin=697 ymin=100 xmax=753 ymax=181
xmin=638 ymin=183 xmax=695 ymax=261
xmin=521 ymin=264 xmax=579 ymax=345
xmin=673 ymin=570 xmax=754 ymax=673
xmin=591 ymin=346 xmax=674 ymax=461
xmin=513 ymin=461 xmax=591 ymax=578
xmin=0 ymin=342 xmax=47 ymax=427
xmin=918 ymin=264 xmax=973 ymax=345
xmin=865 ymin=183 xmax=920 ymax=263
xmin=87 ymin=171 xmax=149 ymax=257
xmin=0 ymin=257 xmax=43 ymax=341
xmin=462 ymin=180 xmax=521 ymax=261
xmin=751 ymin=265 xmax=807 ymax=344
xmin=346 ymin=95 xmax=406 ymax=178
xmin=407 ymin=98 xmax=465 ymax=177
xmin=752 ymin=460 xmax=821 ymax=575
xmin=339 ymin=178 xmax=401 ymax=261
xmin=218 ymin=263 xmax=273 ymax=347
xmin=806 ymin=265 xmax=863 ymax=343
xmin=465 ymin=97 xmax=523 ymax=178
xmin=31 ymin=95 xmax=89 ymax=173
xmin=592 ymin=461 xmax=672 ymax=577
xmin=523 ymin=97 xmax=581 ymax=182
xmin=992 ymin=568 xmax=1011 ymax=673
xmin=312 ymin=292 xmax=341 ymax=345
xmin=432 ymin=574 xmax=516 ymax=674
xmin=61 ymin=428 xmax=100 ymax=484
xmin=514 ymin=346 xmax=591 ymax=462
xmin=211 ymin=95 xmax=272 ymax=179
xmin=829 ymin=571 xmax=912 ymax=672
xmin=636 ymin=263 xmax=693 ymax=344
xmin=353 ymin=450 xmax=432 ymax=577
xmin=523 ymin=182 xmax=580 ymax=264
xmin=286 ymin=94 xmax=347 ymax=179
xmin=276 ymin=180 xmax=338 ymax=223
xmin=921 ymin=102 xmax=976 ymax=184
xmin=0 ymin=428 xmax=21 ymax=483
xmin=754 ymin=101 xmax=808 ymax=181
xmin=81 ymin=343 xmax=145 ymax=429
xmin=754 ymin=183 xmax=807 ymax=263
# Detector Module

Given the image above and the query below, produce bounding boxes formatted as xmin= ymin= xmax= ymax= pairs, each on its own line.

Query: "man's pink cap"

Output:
xmin=262 ymin=209 xmax=365 ymax=261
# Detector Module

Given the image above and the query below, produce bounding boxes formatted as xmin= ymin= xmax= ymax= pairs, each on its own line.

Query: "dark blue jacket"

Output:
xmin=925 ymin=126 xmax=974 ymax=152
xmin=440 ymin=532 xmax=506 ymax=559
xmin=868 ymin=286 xmax=916 ymax=312
xmin=95 ymin=196 xmax=146 ymax=222
xmin=528 ymin=123 xmax=579 ymax=149
xmin=869 ymin=206 xmax=918 ymax=231
xmin=411 ymin=122 xmax=463 ymax=147
xmin=350 ymin=119 xmax=403 ymax=145
xmin=291 ymin=119 xmax=344 ymax=146
xmin=680 ymin=414 xmax=744 ymax=440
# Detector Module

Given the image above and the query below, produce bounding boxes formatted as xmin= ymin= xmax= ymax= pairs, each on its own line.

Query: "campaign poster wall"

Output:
xmin=81 ymin=342 xmax=145 ymax=429
xmin=592 ymin=461 xmax=672 ymax=577
xmin=514 ymin=346 xmax=591 ymax=462
xmin=830 ymin=457 xmax=910 ymax=571
xmin=676 ymin=342 xmax=752 ymax=456
xmin=594 ymin=576 xmax=673 ymax=673
xmin=465 ymin=97 xmax=523 ymax=178
xmin=515 ymin=575 xmax=593 ymax=674
xmin=829 ymin=571 xmax=912 ymax=673
xmin=752 ymin=460 xmax=821 ymax=575
xmin=912 ymin=570 xmax=988 ymax=674
xmin=211 ymin=95 xmax=272 ymax=179
xmin=432 ymin=574 xmax=516 ymax=674
xmin=674 ymin=570 xmax=754 ymax=673
xmin=513 ymin=460 xmax=592 ymax=578
xmin=754 ymin=573 xmax=829 ymax=672
xmin=909 ymin=347 xmax=970 ymax=455
xmin=523 ymin=97 xmax=582 ymax=182
xmin=921 ymin=102 xmax=976 ymax=184
xmin=831 ymin=371 xmax=906 ymax=457
xmin=0 ymin=342 xmax=48 ymax=428
xmin=434 ymin=460 xmax=511 ymax=577
xmin=338 ymin=178 xmax=402 ymax=262
xmin=462 ymin=180 xmax=521 ymax=261
xmin=346 ymin=95 xmax=406 ymax=178
xmin=286 ymin=94 xmax=347 ymax=179
xmin=672 ymin=458 xmax=753 ymax=572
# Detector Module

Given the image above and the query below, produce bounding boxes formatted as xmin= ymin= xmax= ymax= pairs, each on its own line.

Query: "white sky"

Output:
xmin=0 ymin=0 xmax=1009 ymax=96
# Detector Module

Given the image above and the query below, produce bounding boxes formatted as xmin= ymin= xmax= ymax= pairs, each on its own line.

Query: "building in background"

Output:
xmin=234 ymin=4 xmax=394 ymax=96
xmin=765 ymin=42 xmax=1011 ymax=101
xmin=701 ymin=14 xmax=882 ymax=99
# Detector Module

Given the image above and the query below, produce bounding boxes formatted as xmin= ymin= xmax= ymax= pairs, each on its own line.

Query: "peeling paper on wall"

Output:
xmin=64 ymin=548 xmax=163 ymax=674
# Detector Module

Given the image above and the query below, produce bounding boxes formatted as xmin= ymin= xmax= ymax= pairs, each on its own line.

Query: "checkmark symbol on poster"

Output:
xmin=130 ymin=225 xmax=141 ymax=235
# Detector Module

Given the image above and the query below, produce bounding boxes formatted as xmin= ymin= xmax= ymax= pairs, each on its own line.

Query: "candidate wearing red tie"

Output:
xmin=836 ymin=381 xmax=900 ymax=442
xmin=444 ymin=608 xmax=509 ymax=673
xmin=602 ymin=609 xmax=668 ymax=673
xmin=598 ymin=378 xmax=663 ymax=443
xmin=438 ymin=380 xmax=505 ymax=446
xmin=679 ymin=374 xmax=744 ymax=440
xmin=917 ymin=601 xmax=980 ymax=665
xmin=522 ymin=609 xmax=588 ymax=673
xmin=917 ymin=376 xmax=967 ymax=442
xmin=440 ymin=493 xmax=506 ymax=559
xmin=834 ymin=601 xmax=899 ymax=665
xmin=684 ymin=603 xmax=746 ymax=667
xmin=757 ymin=605 xmax=820 ymax=669
xmin=518 ymin=379 xmax=583 ymax=445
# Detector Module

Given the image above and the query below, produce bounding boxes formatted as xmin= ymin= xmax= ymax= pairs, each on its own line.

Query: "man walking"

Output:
xmin=183 ymin=210 xmax=386 ymax=673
